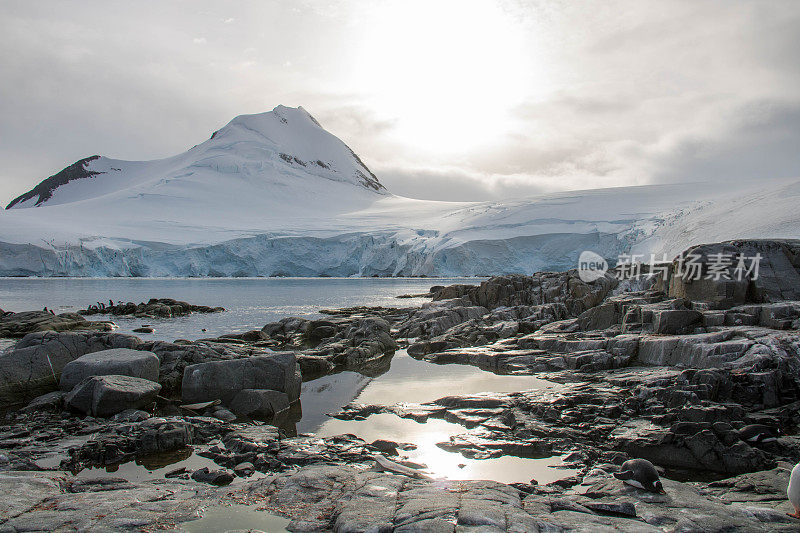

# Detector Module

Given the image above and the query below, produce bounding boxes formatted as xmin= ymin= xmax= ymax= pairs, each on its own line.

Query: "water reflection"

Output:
xmin=183 ymin=504 xmax=291 ymax=533
xmin=297 ymin=350 xmax=570 ymax=484
xmin=297 ymin=349 xmax=553 ymax=434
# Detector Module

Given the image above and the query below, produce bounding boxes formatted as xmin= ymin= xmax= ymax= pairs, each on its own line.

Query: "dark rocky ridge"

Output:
xmin=5 ymin=155 xmax=102 ymax=209
xmin=79 ymin=298 xmax=225 ymax=318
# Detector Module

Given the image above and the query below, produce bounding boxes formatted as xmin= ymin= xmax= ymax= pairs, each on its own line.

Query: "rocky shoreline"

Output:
xmin=2 ymin=239 xmax=800 ymax=531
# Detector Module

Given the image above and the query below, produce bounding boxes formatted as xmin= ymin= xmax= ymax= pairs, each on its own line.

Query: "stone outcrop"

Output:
xmin=0 ymin=329 xmax=301 ymax=407
xmin=0 ymin=310 xmax=114 ymax=338
xmin=259 ymin=313 xmax=398 ymax=378
xmin=80 ymin=297 xmax=224 ymax=318
xmin=400 ymin=271 xmax=617 ymax=357
xmin=433 ymin=271 xmax=618 ymax=311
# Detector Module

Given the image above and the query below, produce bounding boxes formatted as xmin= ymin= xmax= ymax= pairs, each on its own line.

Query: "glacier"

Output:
xmin=1 ymin=105 xmax=798 ymax=277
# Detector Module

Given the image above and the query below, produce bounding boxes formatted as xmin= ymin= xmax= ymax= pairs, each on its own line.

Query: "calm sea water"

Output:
xmin=0 ymin=277 xmax=477 ymax=341
xmin=6 ymin=277 xmax=571 ymax=484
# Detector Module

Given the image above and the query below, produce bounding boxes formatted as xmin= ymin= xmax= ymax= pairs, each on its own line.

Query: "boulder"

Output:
xmin=664 ymin=240 xmax=800 ymax=308
xmin=0 ymin=331 xmax=142 ymax=406
xmin=181 ymin=353 xmax=301 ymax=405
xmin=135 ymin=420 xmax=194 ymax=455
xmin=229 ymin=389 xmax=290 ymax=418
xmin=190 ymin=467 xmax=234 ymax=486
xmin=65 ymin=375 xmax=161 ymax=417
xmin=59 ymin=348 xmax=160 ymax=391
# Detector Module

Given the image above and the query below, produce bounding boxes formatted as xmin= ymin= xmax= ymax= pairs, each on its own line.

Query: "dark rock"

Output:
xmin=662 ymin=239 xmax=800 ymax=308
xmin=80 ymin=298 xmax=224 ymax=318
xmin=0 ymin=331 xmax=143 ymax=406
xmin=229 ymin=389 xmax=290 ymax=418
xmin=65 ymin=375 xmax=161 ymax=417
xmin=190 ymin=467 xmax=234 ymax=485
xmin=0 ymin=310 xmax=114 ymax=338
xmin=181 ymin=352 xmax=301 ymax=404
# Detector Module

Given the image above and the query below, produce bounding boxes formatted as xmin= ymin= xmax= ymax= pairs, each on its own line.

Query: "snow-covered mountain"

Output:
xmin=1 ymin=105 xmax=798 ymax=277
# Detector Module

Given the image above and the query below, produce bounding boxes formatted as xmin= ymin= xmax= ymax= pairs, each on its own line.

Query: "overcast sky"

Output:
xmin=1 ymin=0 xmax=799 ymax=205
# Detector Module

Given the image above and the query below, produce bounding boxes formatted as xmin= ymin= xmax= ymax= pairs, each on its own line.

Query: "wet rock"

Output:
xmin=0 ymin=470 xmax=209 ymax=531
xmin=59 ymin=348 xmax=160 ymax=391
xmin=370 ymin=439 xmax=400 ymax=455
xmin=65 ymin=375 xmax=161 ymax=417
xmin=229 ymin=389 xmax=290 ymax=419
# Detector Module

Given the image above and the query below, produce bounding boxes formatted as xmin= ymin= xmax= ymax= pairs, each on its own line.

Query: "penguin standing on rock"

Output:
xmin=614 ymin=459 xmax=666 ymax=494
xmin=788 ymin=462 xmax=800 ymax=518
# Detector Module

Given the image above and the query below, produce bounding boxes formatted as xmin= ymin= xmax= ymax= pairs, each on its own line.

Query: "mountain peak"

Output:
xmin=7 ymin=105 xmax=386 ymax=210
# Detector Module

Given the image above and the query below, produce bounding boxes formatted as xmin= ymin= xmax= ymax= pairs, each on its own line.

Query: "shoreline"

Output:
xmin=1 ymin=239 xmax=799 ymax=531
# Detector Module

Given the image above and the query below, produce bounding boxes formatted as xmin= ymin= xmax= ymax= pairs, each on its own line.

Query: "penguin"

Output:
xmin=109 ymin=299 xmax=114 ymax=307
xmin=738 ymin=424 xmax=781 ymax=444
xmin=43 ymin=307 xmax=47 ymax=313
xmin=613 ymin=458 xmax=666 ymax=493
xmin=788 ymin=462 xmax=800 ymax=518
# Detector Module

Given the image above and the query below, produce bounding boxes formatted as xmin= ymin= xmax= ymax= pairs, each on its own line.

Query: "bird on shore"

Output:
xmin=614 ymin=458 xmax=666 ymax=493
xmin=788 ymin=462 xmax=800 ymax=518
xmin=738 ymin=424 xmax=781 ymax=444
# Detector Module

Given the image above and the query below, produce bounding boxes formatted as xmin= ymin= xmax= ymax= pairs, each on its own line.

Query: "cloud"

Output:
xmin=0 ymin=0 xmax=798 ymax=206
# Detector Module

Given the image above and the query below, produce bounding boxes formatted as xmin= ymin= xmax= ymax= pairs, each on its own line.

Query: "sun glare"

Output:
xmin=354 ymin=0 xmax=540 ymax=153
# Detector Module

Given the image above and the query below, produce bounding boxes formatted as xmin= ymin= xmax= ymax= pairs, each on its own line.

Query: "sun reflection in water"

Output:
xmin=316 ymin=413 xmax=576 ymax=485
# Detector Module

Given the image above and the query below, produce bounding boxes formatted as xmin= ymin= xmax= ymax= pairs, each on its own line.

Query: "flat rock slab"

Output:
xmin=65 ymin=375 xmax=161 ymax=417
xmin=0 ymin=310 xmax=114 ymax=338
xmin=59 ymin=348 xmax=160 ymax=391
xmin=0 ymin=470 xmax=209 ymax=531
xmin=233 ymin=464 xmax=797 ymax=532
